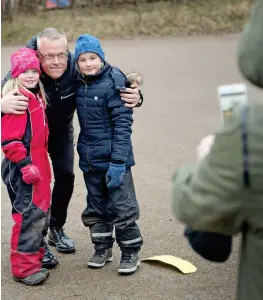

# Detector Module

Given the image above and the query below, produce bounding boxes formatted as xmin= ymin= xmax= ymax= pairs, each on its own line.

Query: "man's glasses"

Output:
xmin=37 ymin=50 xmax=69 ymax=62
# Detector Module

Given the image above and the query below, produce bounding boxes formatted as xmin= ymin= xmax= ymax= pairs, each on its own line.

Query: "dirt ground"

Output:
xmin=1 ymin=35 xmax=261 ymax=300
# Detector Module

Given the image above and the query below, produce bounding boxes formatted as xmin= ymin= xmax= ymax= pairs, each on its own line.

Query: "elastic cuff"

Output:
xmin=110 ymin=162 xmax=125 ymax=168
xmin=16 ymin=157 xmax=31 ymax=169
xmin=111 ymin=160 xmax=124 ymax=164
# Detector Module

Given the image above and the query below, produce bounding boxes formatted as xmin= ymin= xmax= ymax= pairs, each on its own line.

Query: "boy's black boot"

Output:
xmin=118 ymin=252 xmax=140 ymax=275
xmin=87 ymin=245 xmax=113 ymax=268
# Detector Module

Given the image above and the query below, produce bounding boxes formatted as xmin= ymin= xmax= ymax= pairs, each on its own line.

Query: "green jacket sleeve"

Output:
xmin=237 ymin=0 xmax=263 ymax=88
xmin=172 ymin=113 xmax=245 ymax=235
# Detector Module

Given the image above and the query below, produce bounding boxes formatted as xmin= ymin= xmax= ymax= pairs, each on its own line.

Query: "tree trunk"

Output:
xmin=20 ymin=0 xmax=37 ymax=13
xmin=2 ymin=0 xmax=13 ymax=21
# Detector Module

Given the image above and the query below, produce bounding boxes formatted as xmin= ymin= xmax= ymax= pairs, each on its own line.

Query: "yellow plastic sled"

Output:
xmin=141 ymin=255 xmax=197 ymax=274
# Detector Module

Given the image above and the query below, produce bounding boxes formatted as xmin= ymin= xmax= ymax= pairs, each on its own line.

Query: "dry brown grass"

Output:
xmin=2 ymin=0 xmax=251 ymax=45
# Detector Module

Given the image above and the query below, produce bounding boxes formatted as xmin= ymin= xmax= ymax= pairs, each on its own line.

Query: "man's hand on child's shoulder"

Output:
xmin=120 ymin=87 xmax=141 ymax=108
xmin=1 ymin=89 xmax=29 ymax=115
xmin=119 ymin=72 xmax=144 ymax=108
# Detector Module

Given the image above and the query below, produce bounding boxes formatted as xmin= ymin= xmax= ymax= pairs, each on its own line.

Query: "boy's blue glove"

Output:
xmin=106 ymin=163 xmax=126 ymax=189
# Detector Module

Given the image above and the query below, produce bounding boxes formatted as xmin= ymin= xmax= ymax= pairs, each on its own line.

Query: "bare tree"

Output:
xmin=2 ymin=0 xmax=13 ymax=21
xmin=18 ymin=0 xmax=37 ymax=13
xmin=70 ymin=0 xmax=76 ymax=8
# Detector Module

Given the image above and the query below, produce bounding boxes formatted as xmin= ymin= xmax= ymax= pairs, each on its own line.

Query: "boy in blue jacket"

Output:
xmin=74 ymin=34 xmax=143 ymax=275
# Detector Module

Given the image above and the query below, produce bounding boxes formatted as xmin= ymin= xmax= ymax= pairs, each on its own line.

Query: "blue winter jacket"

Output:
xmin=76 ymin=63 xmax=135 ymax=172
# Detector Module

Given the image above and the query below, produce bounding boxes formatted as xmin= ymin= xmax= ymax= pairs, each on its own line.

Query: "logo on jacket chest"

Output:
xmin=94 ymin=96 xmax=98 ymax=101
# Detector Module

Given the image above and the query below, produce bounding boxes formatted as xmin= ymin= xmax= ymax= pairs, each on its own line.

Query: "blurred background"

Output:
xmin=2 ymin=0 xmax=252 ymax=45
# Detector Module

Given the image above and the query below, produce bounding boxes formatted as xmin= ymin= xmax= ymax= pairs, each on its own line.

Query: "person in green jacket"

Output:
xmin=172 ymin=1 xmax=263 ymax=300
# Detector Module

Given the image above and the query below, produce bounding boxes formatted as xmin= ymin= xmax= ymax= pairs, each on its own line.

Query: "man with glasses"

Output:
xmin=1 ymin=27 xmax=144 ymax=269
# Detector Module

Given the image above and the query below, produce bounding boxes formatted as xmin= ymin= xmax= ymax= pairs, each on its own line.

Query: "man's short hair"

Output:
xmin=37 ymin=27 xmax=67 ymax=49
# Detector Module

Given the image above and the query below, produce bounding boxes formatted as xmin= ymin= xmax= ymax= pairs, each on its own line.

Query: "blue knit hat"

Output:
xmin=75 ymin=34 xmax=105 ymax=61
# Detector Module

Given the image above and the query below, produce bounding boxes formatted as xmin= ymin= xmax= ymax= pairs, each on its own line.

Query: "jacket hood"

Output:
xmin=25 ymin=35 xmax=38 ymax=51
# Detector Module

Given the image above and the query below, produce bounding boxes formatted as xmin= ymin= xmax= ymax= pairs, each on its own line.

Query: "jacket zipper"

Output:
xmin=39 ymin=99 xmax=46 ymax=126
xmin=54 ymin=80 xmax=59 ymax=91
xmin=36 ymin=96 xmax=48 ymax=149
xmin=31 ymin=95 xmax=45 ymax=126
xmin=84 ymin=83 xmax=88 ymax=130
xmin=84 ymin=83 xmax=91 ymax=170
xmin=38 ymin=96 xmax=46 ymax=126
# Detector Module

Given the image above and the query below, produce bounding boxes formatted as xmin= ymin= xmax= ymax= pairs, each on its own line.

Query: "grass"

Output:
xmin=1 ymin=0 xmax=251 ymax=45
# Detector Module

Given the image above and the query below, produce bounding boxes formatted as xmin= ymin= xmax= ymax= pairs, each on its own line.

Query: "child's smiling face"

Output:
xmin=17 ymin=68 xmax=40 ymax=89
xmin=78 ymin=52 xmax=102 ymax=76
